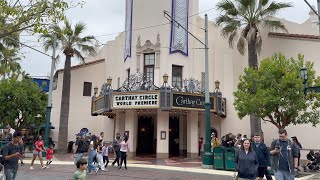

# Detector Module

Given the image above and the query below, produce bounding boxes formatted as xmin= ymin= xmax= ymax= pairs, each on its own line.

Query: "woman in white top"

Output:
xmin=118 ymin=135 xmax=129 ymax=170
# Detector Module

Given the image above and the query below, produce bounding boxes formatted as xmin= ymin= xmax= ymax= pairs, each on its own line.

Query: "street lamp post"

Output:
xmin=44 ymin=34 xmax=57 ymax=149
xmin=163 ymin=11 xmax=213 ymax=168
xmin=300 ymin=66 xmax=320 ymax=94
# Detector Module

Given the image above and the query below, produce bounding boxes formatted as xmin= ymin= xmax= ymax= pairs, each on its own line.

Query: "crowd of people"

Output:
xmin=0 ymin=127 xmax=55 ymax=180
xmin=198 ymin=129 xmax=306 ymax=180
xmin=71 ymin=131 xmax=130 ymax=179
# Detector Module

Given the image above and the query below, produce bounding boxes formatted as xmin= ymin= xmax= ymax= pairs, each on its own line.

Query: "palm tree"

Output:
xmin=41 ymin=20 xmax=96 ymax=152
xmin=0 ymin=48 xmax=21 ymax=80
xmin=215 ymin=0 xmax=292 ymax=134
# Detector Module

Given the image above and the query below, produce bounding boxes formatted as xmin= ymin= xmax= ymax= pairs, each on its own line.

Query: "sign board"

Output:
xmin=172 ymin=93 xmax=215 ymax=111
xmin=112 ymin=92 xmax=160 ymax=109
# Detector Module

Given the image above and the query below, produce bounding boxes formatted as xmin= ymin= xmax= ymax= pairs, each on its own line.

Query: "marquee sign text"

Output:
xmin=112 ymin=93 xmax=159 ymax=109
xmin=172 ymin=93 xmax=215 ymax=110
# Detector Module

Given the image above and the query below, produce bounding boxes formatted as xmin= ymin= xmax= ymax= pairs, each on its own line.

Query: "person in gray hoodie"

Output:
xmin=235 ymin=139 xmax=259 ymax=180
xmin=270 ymin=129 xmax=299 ymax=180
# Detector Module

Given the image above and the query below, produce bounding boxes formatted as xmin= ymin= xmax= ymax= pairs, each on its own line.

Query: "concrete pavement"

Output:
xmin=12 ymin=153 xmax=316 ymax=180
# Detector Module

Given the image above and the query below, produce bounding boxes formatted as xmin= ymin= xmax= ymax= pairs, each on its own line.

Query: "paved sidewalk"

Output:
xmin=19 ymin=153 xmax=316 ymax=180
xmin=16 ymin=163 xmax=231 ymax=180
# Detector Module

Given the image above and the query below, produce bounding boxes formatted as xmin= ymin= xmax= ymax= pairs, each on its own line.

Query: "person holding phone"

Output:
xmin=270 ymin=129 xmax=299 ymax=180
xmin=2 ymin=131 xmax=24 ymax=180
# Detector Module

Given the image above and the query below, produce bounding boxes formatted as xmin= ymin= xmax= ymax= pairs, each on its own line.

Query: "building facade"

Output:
xmin=50 ymin=0 xmax=320 ymax=158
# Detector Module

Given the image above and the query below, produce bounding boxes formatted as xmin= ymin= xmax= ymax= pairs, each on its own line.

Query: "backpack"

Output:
xmin=77 ymin=140 xmax=89 ymax=153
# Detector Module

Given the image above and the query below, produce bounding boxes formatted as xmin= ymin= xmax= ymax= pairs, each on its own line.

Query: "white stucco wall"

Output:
xmin=52 ymin=0 xmax=320 ymax=152
xmin=51 ymin=60 xmax=114 ymax=144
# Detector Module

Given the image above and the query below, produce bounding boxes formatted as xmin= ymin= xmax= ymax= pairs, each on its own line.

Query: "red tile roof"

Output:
xmin=268 ymin=32 xmax=320 ymax=40
xmin=56 ymin=59 xmax=105 ymax=74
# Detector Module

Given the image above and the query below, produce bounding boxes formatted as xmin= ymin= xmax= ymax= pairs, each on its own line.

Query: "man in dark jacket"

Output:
xmin=270 ymin=129 xmax=299 ymax=180
xmin=252 ymin=133 xmax=272 ymax=180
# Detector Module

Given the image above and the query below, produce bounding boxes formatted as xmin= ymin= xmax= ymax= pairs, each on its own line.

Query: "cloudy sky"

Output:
xmin=20 ymin=0 xmax=317 ymax=77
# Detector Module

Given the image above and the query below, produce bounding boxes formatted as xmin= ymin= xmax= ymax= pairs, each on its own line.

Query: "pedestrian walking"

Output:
xmin=87 ymin=135 xmax=98 ymax=174
xmin=211 ymin=133 xmax=220 ymax=151
xmin=198 ymin=137 xmax=203 ymax=156
xmin=118 ymin=135 xmax=129 ymax=170
xmin=111 ymin=132 xmax=121 ymax=167
xmin=2 ymin=131 xmax=24 ymax=180
xmin=96 ymin=140 xmax=106 ymax=172
xmin=45 ymin=144 xmax=54 ymax=168
xmin=252 ymin=133 xmax=272 ymax=180
xmin=270 ymin=129 xmax=299 ymax=180
xmin=70 ymin=158 xmax=87 ymax=180
xmin=30 ymin=135 xmax=46 ymax=169
xmin=73 ymin=135 xmax=88 ymax=165
xmin=102 ymin=142 xmax=110 ymax=168
xmin=291 ymin=136 xmax=302 ymax=167
xmin=234 ymin=139 xmax=259 ymax=180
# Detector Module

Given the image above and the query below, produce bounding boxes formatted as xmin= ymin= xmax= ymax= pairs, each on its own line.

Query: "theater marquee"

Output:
xmin=112 ymin=92 xmax=160 ymax=109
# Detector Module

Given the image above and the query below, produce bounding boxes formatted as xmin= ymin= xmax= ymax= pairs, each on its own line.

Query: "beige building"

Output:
xmin=51 ymin=0 xmax=320 ymax=159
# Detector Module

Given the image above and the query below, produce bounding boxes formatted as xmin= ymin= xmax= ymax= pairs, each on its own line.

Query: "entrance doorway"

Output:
xmin=169 ymin=117 xmax=179 ymax=157
xmin=137 ymin=116 xmax=155 ymax=155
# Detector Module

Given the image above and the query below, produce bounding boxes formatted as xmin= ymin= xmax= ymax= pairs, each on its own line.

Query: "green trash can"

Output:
xmin=224 ymin=147 xmax=235 ymax=171
xmin=213 ymin=146 xmax=225 ymax=170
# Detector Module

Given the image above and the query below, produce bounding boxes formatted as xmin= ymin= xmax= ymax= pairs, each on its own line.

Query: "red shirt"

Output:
xmin=34 ymin=140 xmax=44 ymax=152
xmin=46 ymin=148 xmax=54 ymax=160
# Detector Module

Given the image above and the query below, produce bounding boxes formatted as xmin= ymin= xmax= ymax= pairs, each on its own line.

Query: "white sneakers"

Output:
xmin=30 ymin=166 xmax=47 ymax=170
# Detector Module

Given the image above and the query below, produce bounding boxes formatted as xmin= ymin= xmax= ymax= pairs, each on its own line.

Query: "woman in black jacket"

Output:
xmin=235 ymin=139 xmax=259 ymax=180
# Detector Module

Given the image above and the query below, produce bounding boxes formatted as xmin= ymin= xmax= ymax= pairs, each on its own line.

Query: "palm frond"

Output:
xmin=260 ymin=2 xmax=292 ymax=17
xmin=53 ymin=55 xmax=61 ymax=71
xmin=77 ymin=44 xmax=96 ymax=56
xmin=237 ymin=36 xmax=246 ymax=55
xmin=216 ymin=0 xmax=239 ymax=16
xmin=74 ymin=22 xmax=86 ymax=37
xmin=228 ymin=31 xmax=237 ymax=48
xmin=73 ymin=49 xmax=85 ymax=64
xmin=263 ymin=20 xmax=288 ymax=32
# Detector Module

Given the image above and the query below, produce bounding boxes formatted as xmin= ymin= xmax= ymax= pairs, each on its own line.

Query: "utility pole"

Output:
xmin=44 ymin=33 xmax=57 ymax=149
xmin=163 ymin=11 xmax=213 ymax=168
xmin=318 ymin=0 xmax=320 ymax=36
xmin=202 ymin=14 xmax=213 ymax=168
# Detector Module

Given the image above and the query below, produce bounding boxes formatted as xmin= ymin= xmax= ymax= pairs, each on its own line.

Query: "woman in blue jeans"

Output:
xmin=87 ymin=135 xmax=98 ymax=174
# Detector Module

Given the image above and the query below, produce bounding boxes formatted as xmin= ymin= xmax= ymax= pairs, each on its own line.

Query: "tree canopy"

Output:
xmin=0 ymin=0 xmax=85 ymax=38
xmin=0 ymin=77 xmax=47 ymax=130
xmin=234 ymin=53 xmax=320 ymax=129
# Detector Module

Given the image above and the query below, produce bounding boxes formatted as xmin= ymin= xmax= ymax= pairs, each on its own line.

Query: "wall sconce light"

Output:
xmin=163 ymin=73 xmax=169 ymax=85
xmin=107 ymin=77 xmax=112 ymax=86
xmin=94 ymin=86 xmax=98 ymax=95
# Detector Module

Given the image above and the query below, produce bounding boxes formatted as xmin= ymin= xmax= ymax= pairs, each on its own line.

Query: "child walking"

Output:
xmin=102 ymin=142 xmax=110 ymax=168
xmin=70 ymin=158 xmax=87 ymax=180
xmin=46 ymin=145 xmax=54 ymax=168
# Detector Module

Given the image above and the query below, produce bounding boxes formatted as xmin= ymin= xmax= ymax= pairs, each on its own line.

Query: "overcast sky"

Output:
xmin=20 ymin=0 xmax=317 ymax=77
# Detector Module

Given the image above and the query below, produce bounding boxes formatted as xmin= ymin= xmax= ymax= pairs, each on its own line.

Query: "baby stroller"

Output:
xmin=304 ymin=150 xmax=320 ymax=172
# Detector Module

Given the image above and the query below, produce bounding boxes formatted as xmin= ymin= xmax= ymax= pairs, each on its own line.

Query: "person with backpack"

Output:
xmin=2 ymin=131 xmax=24 ymax=180
xmin=73 ymin=135 xmax=88 ymax=165
xmin=270 ymin=129 xmax=299 ymax=180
